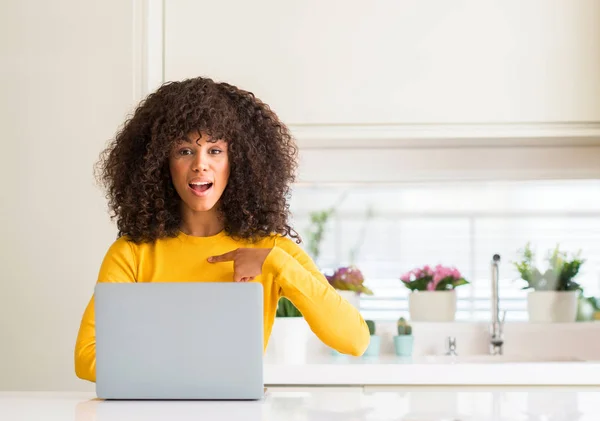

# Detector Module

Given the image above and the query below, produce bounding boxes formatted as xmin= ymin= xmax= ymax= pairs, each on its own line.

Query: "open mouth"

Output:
xmin=189 ymin=182 xmax=213 ymax=196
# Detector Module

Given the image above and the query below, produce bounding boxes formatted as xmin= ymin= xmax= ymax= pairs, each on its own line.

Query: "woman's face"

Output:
xmin=168 ymin=131 xmax=230 ymax=213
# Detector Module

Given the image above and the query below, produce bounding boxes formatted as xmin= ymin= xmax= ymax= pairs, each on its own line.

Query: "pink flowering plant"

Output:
xmin=326 ymin=266 xmax=374 ymax=295
xmin=400 ymin=264 xmax=469 ymax=291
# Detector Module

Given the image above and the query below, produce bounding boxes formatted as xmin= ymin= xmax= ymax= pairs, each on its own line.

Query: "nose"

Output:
xmin=192 ymin=150 xmax=208 ymax=172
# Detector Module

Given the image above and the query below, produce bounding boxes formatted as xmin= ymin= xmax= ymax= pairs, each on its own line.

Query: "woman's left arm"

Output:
xmin=263 ymin=237 xmax=370 ymax=356
xmin=208 ymin=236 xmax=370 ymax=356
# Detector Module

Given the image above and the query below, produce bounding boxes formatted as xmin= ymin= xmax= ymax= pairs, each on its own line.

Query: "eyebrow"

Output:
xmin=181 ymin=135 xmax=225 ymax=145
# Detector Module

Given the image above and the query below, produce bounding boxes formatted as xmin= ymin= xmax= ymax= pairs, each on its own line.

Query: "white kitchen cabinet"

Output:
xmin=163 ymin=0 xmax=600 ymax=135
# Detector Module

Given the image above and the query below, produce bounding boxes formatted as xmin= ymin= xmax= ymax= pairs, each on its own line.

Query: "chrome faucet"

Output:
xmin=445 ymin=336 xmax=457 ymax=356
xmin=490 ymin=254 xmax=506 ymax=355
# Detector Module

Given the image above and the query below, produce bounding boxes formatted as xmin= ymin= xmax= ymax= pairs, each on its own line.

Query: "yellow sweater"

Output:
xmin=74 ymin=230 xmax=370 ymax=382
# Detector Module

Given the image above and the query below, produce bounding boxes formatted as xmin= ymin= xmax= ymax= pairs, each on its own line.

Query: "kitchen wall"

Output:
xmin=1 ymin=0 xmax=599 ymax=392
xmin=0 ymin=0 xmax=141 ymax=391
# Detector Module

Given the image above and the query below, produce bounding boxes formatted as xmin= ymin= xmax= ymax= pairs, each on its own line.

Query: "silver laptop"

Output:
xmin=94 ymin=282 xmax=264 ymax=400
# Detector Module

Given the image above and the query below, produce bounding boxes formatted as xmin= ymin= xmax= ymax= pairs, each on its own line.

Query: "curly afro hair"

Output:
xmin=95 ymin=76 xmax=301 ymax=244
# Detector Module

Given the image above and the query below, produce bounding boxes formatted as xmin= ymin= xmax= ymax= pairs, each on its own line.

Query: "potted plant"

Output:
xmin=577 ymin=295 xmax=599 ymax=322
xmin=400 ymin=264 xmax=469 ymax=322
xmin=326 ymin=266 xmax=373 ymax=309
xmin=362 ymin=320 xmax=380 ymax=357
xmin=514 ymin=243 xmax=584 ymax=323
xmin=394 ymin=317 xmax=414 ymax=356
xmin=269 ymin=297 xmax=310 ymax=363
xmin=276 ymin=297 xmax=302 ymax=317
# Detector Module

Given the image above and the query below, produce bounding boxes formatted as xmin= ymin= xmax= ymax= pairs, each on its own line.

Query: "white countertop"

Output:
xmin=3 ymin=387 xmax=600 ymax=420
xmin=264 ymin=319 xmax=600 ymax=386
xmin=263 ymin=355 xmax=600 ymax=386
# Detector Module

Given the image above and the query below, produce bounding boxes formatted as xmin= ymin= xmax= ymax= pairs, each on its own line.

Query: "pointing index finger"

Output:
xmin=208 ymin=250 xmax=236 ymax=263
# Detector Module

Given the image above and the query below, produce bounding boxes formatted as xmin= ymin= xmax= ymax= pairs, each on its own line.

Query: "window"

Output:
xmin=288 ymin=179 xmax=600 ymax=321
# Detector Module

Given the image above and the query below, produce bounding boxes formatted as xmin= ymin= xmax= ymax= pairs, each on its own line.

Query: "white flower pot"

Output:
xmin=408 ymin=291 xmax=457 ymax=322
xmin=266 ymin=317 xmax=312 ymax=364
xmin=337 ymin=290 xmax=361 ymax=310
xmin=527 ymin=291 xmax=578 ymax=323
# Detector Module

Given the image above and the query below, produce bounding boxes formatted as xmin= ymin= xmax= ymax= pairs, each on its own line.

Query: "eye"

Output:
xmin=178 ymin=149 xmax=193 ymax=156
xmin=209 ymin=148 xmax=223 ymax=155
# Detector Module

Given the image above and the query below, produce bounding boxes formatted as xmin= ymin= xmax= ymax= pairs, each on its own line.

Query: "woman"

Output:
xmin=74 ymin=77 xmax=369 ymax=382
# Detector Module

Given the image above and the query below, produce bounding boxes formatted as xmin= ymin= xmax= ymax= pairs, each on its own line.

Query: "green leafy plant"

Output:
xmin=275 ymin=297 xmax=303 ymax=317
xmin=514 ymin=242 xmax=585 ymax=292
xmin=305 ymin=192 xmax=348 ymax=263
xmin=577 ymin=295 xmax=600 ymax=321
xmin=396 ymin=317 xmax=412 ymax=335
xmin=366 ymin=320 xmax=376 ymax=335
xmin=306 ymin=209 xmax=335 ymax=262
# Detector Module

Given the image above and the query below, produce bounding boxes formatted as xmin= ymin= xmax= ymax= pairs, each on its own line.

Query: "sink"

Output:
xmin=415 ymin=355 xmax=584 ymax=364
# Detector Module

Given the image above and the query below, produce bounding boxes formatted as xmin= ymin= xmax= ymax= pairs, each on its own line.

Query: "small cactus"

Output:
xmin=397 ymin=317 xmax=413 ymax=336
xmin=366 ymin=320 xmax=376 ymax=335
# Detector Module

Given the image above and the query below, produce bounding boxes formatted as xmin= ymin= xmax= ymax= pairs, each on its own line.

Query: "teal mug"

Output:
xmin=362 ymin=335 xmax=381 ymax=357
xmin=394 ymin=335 xmax=414 ymax=356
